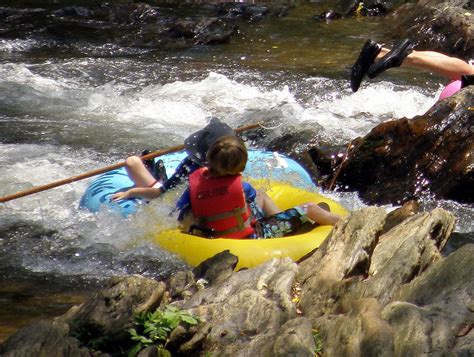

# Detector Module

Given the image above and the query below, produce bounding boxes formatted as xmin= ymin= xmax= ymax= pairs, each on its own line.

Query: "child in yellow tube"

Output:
xmin=176 ymin=135 xmax=341 ymax=239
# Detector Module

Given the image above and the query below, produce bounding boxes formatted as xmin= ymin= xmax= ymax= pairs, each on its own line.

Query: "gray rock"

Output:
xmin=272 ymin=317 xmax=316 ymax=357
xmin=383 ymin=244 xmax=474 ymax=356
xmin=0 ymin=320 xmax=88 ymax=357
xmin=298 ymin=207 xmax=457 ymax=356
xmin=1 ymin=207 xmax=468 ymax=357
xmin=67 ymin=275 xmax=166 ymax=346
xmin=176 ymin=258 xmax=306 ymax=356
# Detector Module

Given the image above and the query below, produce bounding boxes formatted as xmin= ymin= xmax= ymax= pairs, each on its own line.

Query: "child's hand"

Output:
xmin=112 ymin=190 xmax=130 ymax=201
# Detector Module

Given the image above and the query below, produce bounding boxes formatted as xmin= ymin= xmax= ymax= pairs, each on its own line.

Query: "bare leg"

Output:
xmin=124 ymin=155 xmax=156 ymax=187
xmin=376 ymin=48 xmax=474 ymax=80
xmin=256 ymin=191 xmax=281 ymax=216
xmin=302 ymin=202 xmax=341 ymax=226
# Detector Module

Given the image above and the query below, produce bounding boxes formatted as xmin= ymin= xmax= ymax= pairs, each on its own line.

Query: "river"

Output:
xmin=0 ymin=1 xmax=472 ymax=343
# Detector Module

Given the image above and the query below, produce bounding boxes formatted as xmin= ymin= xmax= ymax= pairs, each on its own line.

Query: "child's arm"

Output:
xmin=112 ymin=187 xmax=162 ymax=201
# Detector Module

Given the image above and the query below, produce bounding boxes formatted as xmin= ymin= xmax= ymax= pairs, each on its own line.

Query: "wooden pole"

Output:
xmin=327 ymin=139 xmax=354 ymax=191
xmin=0 ymin=122 xmax=262 ymax=203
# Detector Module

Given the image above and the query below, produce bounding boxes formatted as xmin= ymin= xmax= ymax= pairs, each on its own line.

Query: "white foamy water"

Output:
xmin=0 ymin=56 xmax=470 ymax=283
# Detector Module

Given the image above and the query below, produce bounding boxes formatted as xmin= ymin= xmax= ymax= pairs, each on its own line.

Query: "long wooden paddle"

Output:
xmin=0 ymin=122 xmax=262 ymax=203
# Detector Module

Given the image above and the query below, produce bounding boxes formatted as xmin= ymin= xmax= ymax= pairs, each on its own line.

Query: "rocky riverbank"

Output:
xmin=1 ymin=203 xmax=472 ymax=356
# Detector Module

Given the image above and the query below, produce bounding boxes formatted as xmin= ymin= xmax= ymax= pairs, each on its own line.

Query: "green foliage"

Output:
xmin=69 ymin=321 xmax=109 ymax=351
xmin=128 ymin=305 xmax=200 ymax=357
xmin=312 ymin=329 xmax=323 ymax=356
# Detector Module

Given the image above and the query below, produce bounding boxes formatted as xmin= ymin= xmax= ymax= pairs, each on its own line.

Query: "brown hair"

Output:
xmin=206 ymin=135 xmax=248 ymax=177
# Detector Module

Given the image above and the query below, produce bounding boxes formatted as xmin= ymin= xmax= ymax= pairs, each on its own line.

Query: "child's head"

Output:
xmin=184 ymin=118 xmax=235 ymax=166
xmin=206 ymin=135 xmax=248 ymax=177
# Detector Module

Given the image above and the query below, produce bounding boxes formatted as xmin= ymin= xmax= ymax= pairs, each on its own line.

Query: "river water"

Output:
xmin=0 ymin=1 xmax=472 ymax=342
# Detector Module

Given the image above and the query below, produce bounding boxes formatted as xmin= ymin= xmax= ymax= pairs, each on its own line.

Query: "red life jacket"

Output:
xmin=189 ymin=168 xmax=254 ymax=239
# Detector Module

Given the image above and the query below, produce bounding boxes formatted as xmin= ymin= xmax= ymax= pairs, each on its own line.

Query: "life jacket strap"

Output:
xmin=199 ymin=206 xmax=248 ymax=227
xmin=198 ymin=206 xmax=252 ymax=236
xmin=209 ymin=215 xmax=253 ymax=237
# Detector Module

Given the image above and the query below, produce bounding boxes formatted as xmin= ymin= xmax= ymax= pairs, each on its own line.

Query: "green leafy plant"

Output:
xmin=128 ymin=305 xmax=199 ymax=356
xmin=312 ymin=329 xmax=323 ymax=356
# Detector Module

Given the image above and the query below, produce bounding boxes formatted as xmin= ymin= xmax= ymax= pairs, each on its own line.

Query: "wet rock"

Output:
xmin=391 ymin=1 xmax=473 ymax=58
xmin=216 ymin=3 xmax=270 ymax=21
xmin=313 ymin=0 xmax=389 ymax=22
xmin=325 ymin=86 xmax=473 ymax=205
xmin=263 ymin=128 xmax=342 ymax=183
xmin=0 ymin=2 xmax=294 ymax=56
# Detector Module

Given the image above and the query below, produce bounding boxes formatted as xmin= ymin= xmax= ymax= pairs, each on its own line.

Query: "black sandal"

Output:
xmin=350 ymin=39 xmax=382 ymax=92
xmin=367 ymin=39 xmax=413 ymax=79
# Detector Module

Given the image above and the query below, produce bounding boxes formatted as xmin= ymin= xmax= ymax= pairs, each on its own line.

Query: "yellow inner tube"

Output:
xmin=152 ymin=181 xmax=348 ymax=270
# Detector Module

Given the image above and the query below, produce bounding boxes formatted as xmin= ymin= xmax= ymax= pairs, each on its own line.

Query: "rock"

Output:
xmin=167 ymin=270 xmax=196 ymax=300
xmin=175 ymin=258 xmax=309 ymax=356
xmin=0 ymin=320 xmax=89 ymax=357
xmin=192 ymin=249 xmax=238 ymax=285
xmin=365 ymin=208 xmax=454 ymax=306
xmin=391 ymin=2 xmax=474 ymax=58
xmin=383 ymin=244 xmax=474 ymax=355
xmin=65 ymin=275 xmax=166 ymax=350
xmin=298 ymin=207 xmax=388 ymax=318
xmin=1 ymin=208 xmax=468 ymax=357
xmin=272 ymin=317 xmax=316 ymax=357
xmin=326 ymin=87 xmax=474 ymax=205
xmin=382 ymin=199 xmax=420 ymax=233
xmin=298 ymin=206 xmax=456 ymax=356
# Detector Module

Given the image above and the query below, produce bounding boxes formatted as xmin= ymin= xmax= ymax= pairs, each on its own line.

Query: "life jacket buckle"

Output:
xmin=189 ymin=224 xmax=215 ymax=238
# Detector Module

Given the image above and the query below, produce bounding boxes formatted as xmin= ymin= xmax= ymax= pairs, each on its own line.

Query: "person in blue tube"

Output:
xmin=112 ymin=118 xmax=235 ymax=202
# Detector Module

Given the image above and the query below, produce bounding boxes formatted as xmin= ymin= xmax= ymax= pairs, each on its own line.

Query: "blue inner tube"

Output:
xmin=80 ymin=150 xmax=314 ymax=217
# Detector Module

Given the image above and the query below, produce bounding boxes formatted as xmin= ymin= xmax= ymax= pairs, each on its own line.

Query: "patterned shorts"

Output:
xmin=249 ymin=202 xmax=311 ymax=239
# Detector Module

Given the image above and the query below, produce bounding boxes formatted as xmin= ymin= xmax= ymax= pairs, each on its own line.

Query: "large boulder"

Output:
xmin=297 ymin=206 xmax=463 ymax=356
xmin=391 ymin=1 xmax=474 ymax=58
xmin=175 ymin=258 xmax=316 ymax=356
xmin=326 ymin=86 xmax=473 ymax=205
xmin=383 ymin=245 xmax=474 ymax=355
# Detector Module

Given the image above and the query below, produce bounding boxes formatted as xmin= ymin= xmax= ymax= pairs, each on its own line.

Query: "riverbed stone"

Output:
xmin=174 ymin=258 xmax=306 ymax=356
xmin=392 ymin=1 xmax=474 ymax=58
xmin=66 ymin=275 xmax=167 ymax=347
xmin=324 ymin=86 xmax=474 ymax=205
xmin=298 ymin=206 xmax=456 ymax=356
xmin=0 ymin=320 xmax=89 ymax=357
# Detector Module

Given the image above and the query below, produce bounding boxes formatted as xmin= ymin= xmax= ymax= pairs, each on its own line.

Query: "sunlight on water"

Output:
xmin=0 ymin=61 xmax=439 ymax=147
xmin=0 ymin=45 xmax=470 ymax=290
xmin=323 ymin=82 xmax=437 ymax=120
xmin=0 ymin=142 xmax=188 ymax=282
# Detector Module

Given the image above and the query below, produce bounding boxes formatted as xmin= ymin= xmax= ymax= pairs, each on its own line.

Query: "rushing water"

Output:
xmin=0 ymin=1 xmax=472 ymax=342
